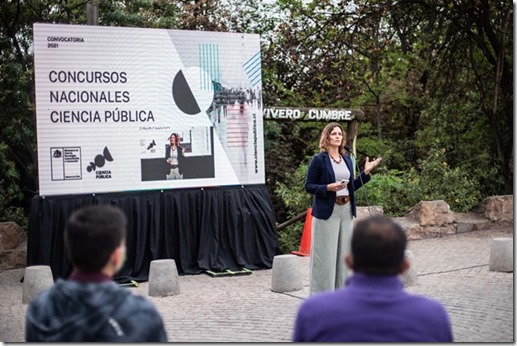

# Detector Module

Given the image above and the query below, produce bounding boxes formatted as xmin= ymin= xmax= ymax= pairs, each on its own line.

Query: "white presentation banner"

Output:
xmin=33 ymin=23 xmax=265 ymax=196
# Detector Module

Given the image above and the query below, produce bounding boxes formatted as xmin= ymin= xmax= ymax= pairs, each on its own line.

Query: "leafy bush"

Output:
xmin=354 ymin=170 xmax=408 ymax=216
xmin=403 ymin=147 xmax=483 ymax=212
xmin=0 ymin=144 xmax=28 ymax=232
xmin=356 ymin=147 xmax=484 ymax=215
xmin=275 ymin=161 xmax=312 ymax=217
xmin=278 ymin=223 xmax=304 ymax=254
xmin=274 ymin=160 xmax=312 ymax=254
xmin=280 ymin=145 xmax=488 ymax=218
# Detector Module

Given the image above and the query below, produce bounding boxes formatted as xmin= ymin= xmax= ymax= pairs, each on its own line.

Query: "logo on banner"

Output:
xmin=86 ymin=146 xmax=114 ymax=179
xmin=147 ymin=140 xmax=156 ymax=150
xmin=53 ymin=149 xmax=62 ymax=158
xmin=172 ymin=67 xmax=214 ymax=115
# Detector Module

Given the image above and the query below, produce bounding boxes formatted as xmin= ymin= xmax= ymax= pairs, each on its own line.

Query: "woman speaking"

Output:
xmin=305 ymin=122 xmax=381 ymax=295
xmin=165 ymin=132 xmax=184 ymax=180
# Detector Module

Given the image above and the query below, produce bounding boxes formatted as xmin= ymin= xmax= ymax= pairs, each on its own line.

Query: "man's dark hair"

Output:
xmin=64 ymin=205 xmax=127 ymax=272
xmin=351 ymin=216 xmax=407 ymax=275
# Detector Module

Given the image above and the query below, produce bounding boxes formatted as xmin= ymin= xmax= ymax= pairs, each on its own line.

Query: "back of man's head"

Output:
xmin=351 ymin=216 xmax=406 ymax=275
xmin=64 ymin=205 xmax=127 ymax=273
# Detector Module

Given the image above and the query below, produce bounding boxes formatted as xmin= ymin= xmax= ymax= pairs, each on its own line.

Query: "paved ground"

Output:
xmin=0 ymin=227 xmax=513 ymax=342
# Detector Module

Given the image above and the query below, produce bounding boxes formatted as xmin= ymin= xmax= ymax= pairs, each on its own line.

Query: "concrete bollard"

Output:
xmin=401 ymin=250 xmax=418 ymax=287
xmin=489 ymin=238 xmax=513 ymax=272
xmin=148 ymin=259 xmax=180 ymax=297
xmin=22 ymin=265 xmax=54 ymax=304
xmin=271 ymin=254 xmax=302 ymax=293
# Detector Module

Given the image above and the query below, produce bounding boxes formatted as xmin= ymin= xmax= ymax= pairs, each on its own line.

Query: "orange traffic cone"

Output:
xmin=291 ymin=208 xmax=313 ymax=256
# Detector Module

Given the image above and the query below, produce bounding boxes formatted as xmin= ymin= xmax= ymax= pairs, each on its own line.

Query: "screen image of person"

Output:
xmin=165 ymin=132 xmax=184 ymax=180
xmin=305 ymin=122 xmax=381 ymax=295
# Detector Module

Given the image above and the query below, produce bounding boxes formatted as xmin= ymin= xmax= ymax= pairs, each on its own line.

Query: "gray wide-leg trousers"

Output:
xmin=309 ymin=202 xmax=353 ymax=295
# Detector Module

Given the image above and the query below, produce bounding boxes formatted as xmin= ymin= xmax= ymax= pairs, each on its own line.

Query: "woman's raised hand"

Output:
xmin=364 ymin=156 xmax=382 ymax=175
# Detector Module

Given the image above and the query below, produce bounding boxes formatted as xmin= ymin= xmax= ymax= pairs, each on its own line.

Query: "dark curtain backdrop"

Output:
xmin=28 ymin=185 xmax=280 ymax=281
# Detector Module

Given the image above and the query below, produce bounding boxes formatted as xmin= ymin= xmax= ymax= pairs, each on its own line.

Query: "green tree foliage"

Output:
xmin=354 ymin=148 xmax=484 ymax=216
xmin=0 ymin=0 xmax=39 ymax=229
xmin=275 ymin=160 xmax=312 ymax=254
xmin=264 ymin=0 xmax=511 ymax=253
xmin=387 ymin=0 xmax=513 ymax=191
xmin=264 ymin=121 xmax=323 ymax=222
xmin=0 ymin=0 xmax=512 ymax=245
xmin=98 ymin=0 xmax=178 ymax=28
xmin=275 ymin=159 xmax=312 ymax=217
xmin=0 ymin=143 xmax=29 ymax=230
xmin=263 ymin=0 xmax=511 ymax=211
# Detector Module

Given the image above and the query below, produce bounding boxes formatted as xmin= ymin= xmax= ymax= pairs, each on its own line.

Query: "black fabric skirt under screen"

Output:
xmin=27 ymin=185 xmax=280 ymax=281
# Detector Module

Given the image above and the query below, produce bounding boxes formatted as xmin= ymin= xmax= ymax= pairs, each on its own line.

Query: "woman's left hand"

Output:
xmin=364 ymin=156 xmax=382 ymax=175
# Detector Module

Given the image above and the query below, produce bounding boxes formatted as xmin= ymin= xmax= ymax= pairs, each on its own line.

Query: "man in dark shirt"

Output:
xmin=293 ymin=215 xmax=453 ymax=342
xmin=26 ymin=205 xmax=167 ymax=342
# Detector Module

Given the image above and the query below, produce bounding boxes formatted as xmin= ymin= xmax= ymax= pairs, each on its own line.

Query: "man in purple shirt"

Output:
xmin=293 ymin=215 xmax=453 ymax=342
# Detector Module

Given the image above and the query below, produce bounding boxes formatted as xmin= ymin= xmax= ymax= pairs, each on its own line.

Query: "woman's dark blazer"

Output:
xmin=165 ymin=145 xmax=184 ymax=175
xmin=305 ymin=151 xmax=370 ymax=220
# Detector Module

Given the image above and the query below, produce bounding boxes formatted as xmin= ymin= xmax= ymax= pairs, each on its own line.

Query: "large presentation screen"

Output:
xmin=33 ymin=23 xmax=265 ymax=196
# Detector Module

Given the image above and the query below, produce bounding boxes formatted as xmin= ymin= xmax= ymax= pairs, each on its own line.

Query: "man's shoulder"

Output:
xmin=29 ymin=279 xmax=71 ymax=306
xmin=300 ymin=288 xmax=448 ymax=318
xmin=29 ymin=280 xmax=154 ymax=312
xmin=401 ymin=291 xmax=450 ymax=324
xmin=406 ymin=292 xmax=447 ymax=310
xmin=116 ymin=291 xmax=161 ymax=316
xmin=299 ymin=289 xmax=349 ymax=315
xmin=122 ymin=292 xmax=155 ymax=308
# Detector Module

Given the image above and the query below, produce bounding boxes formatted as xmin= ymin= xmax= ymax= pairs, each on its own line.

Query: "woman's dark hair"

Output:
xmin=319 ymin=122 xmax=346 ymax=154
xmin=64 ymin=205 xmax=127 ymax=272
xmin=168 ymin=133 xmax=180 ymax=144
xmin=351 ymin=216 xmax=407 ymax=275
